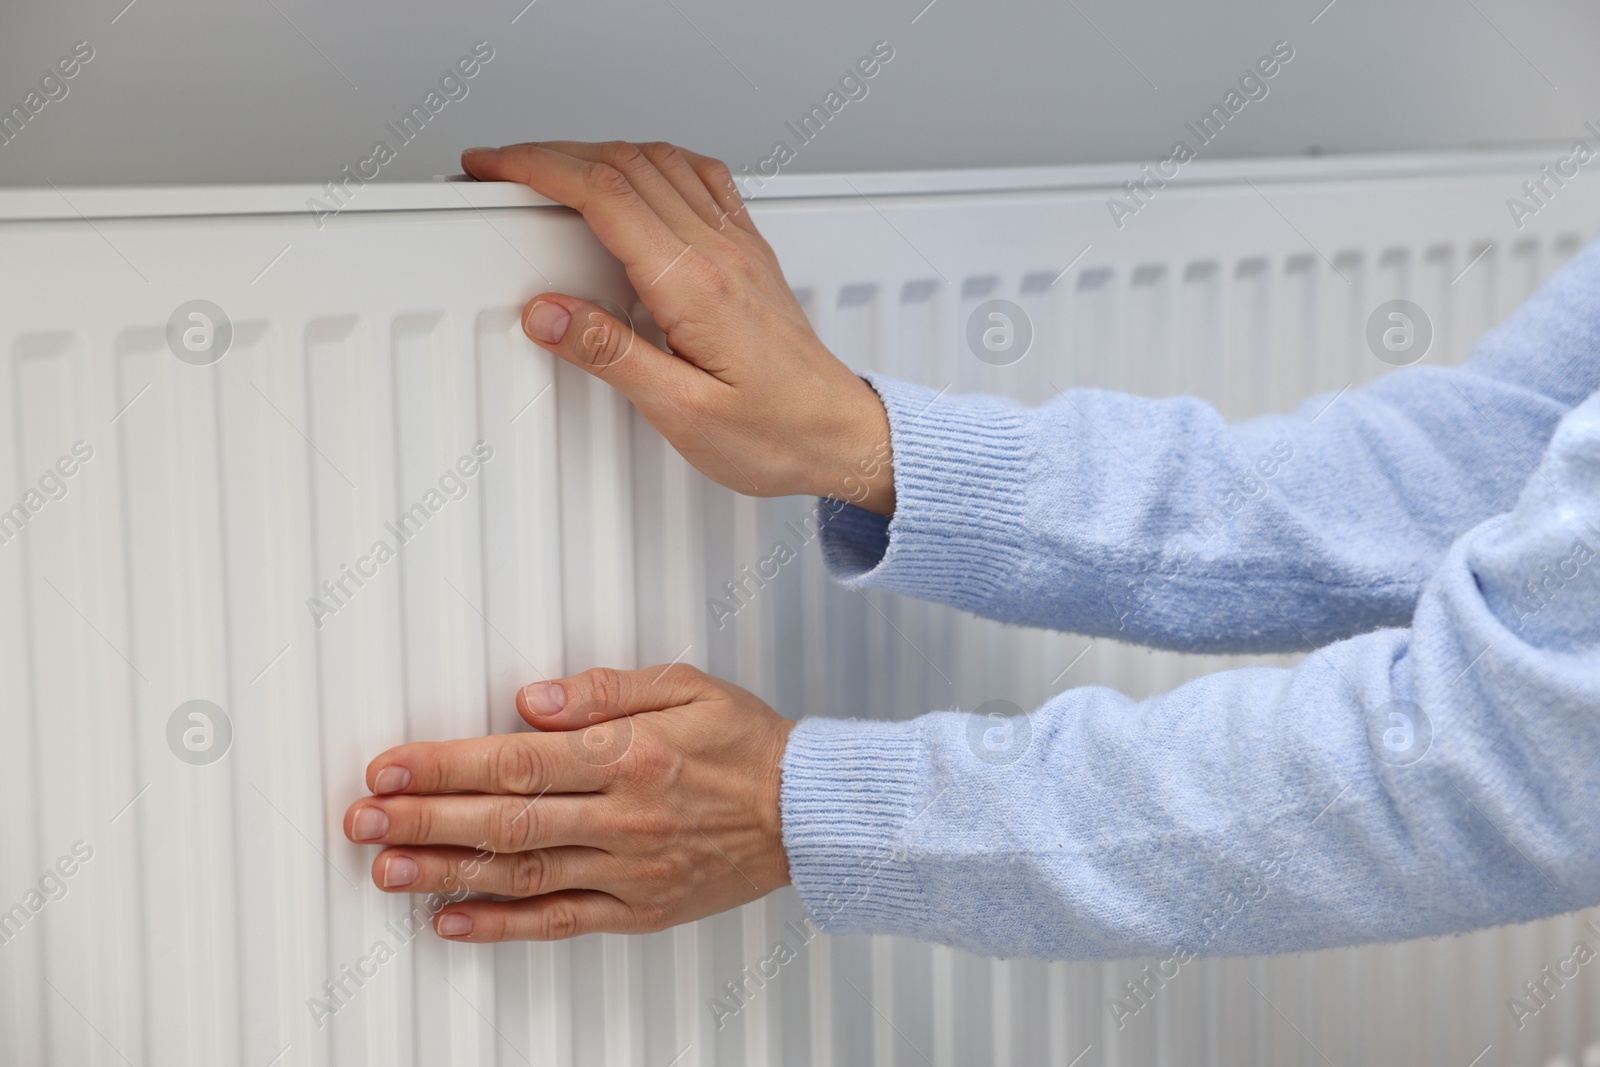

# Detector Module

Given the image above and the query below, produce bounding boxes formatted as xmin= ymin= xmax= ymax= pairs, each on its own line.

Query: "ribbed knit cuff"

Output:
xmin=779 ymin=715 xmax=932 ymax=937
xmin=817 ymin=375 xmax=1033 ymax=608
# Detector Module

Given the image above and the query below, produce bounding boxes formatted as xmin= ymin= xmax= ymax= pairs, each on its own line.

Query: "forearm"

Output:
xmin=787 ymin=389 xmax=1600 ymax=959
xmin=823 ymin=239 xmax=1600 ymax=652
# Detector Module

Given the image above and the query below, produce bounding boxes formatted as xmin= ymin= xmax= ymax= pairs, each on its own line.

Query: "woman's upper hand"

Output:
xmin=342 ymin=664 xmax=795 ymax=942
xmin=460 ymin=140 xmax=895 ymax=516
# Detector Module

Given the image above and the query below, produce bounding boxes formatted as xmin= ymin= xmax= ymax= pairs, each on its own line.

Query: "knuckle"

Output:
xmin=581 ymin=666 xmax=626 ymax=711
xmin=717 ymin=241 xmax=760 ymax=276
xmin=598 ymin=140 xmax=646 ymax=169
xmin=623 ymin=734 xmax=677 ymax=786
xmin=639 ymin=140 xmax=682 ymax=168
xmin=539 ymin=901 xmax=583 ymax=941
xmin=511 ymin=849 xmax=553 ymax=897
xmin=700 ymin=157 xmax=736 ymax=192
xmin=636 ymin=855 xmax=678 ymax=888
xmin=581 ymin=160 xmax=633 ymax=200
xmin=588 ymin=742 xmax=627 ymax=788
xmin=658 ymin=662 xmax=704 ymax=690
xmin=733 ymin=227 xmax=778 ymax=263
xmin=495 ymin=800 xmax=541 ymax=851
xmin=441 ymin=856 xmax=474 ymax=895
xmin=707 ymin=166 xmax=749 ymax=213
xmin=682 ymin=251 xmax=735 ymax=299
xmin=635 ymin=901 xmax=676 ymax=932
xmin=410 ymin=803 xmax=436 ymax=844
xmin=619 ymin=802 xmax=674 ymax=840
xmin=493 ymin=740 xmax=545 ymax=794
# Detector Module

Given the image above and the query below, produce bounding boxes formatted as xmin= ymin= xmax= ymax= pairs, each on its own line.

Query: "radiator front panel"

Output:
xmin=1 ymin=162 xmax=1596 ymax=1067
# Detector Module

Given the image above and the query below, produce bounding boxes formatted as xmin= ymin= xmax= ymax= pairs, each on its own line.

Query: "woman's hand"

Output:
xmin=461 ymin=140 xmax=896 ymax=516
xmin=342 ymin=664 xmax=795 ymax=941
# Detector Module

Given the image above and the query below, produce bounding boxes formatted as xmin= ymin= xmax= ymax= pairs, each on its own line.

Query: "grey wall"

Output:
xmin=1 ymin=0 xmax=1597 ymax=188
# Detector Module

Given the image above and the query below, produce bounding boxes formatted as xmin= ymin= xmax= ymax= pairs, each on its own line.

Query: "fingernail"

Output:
xmin=524 ymin=301 xmax=570 ymax=345
xmin=352 ymin=806 xmax=389 ymax=842
xmin=521 ymin=681 xmax=566 ymax=716
xmin=463 ymin=146 xmax=497 ymax=156
xmin=383 ymin=855 xmax=418 ymax=888
xmin=373 ymin=766 xmax=410 ymax=794
xmin=438 ymin=912 xmax=473 ymax=937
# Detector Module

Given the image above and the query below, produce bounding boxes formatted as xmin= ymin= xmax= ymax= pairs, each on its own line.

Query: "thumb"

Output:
xmin=517 ymin=664 xmax=713 ymax=731
xmin=522 ymin=294 xmax=697 ymax=414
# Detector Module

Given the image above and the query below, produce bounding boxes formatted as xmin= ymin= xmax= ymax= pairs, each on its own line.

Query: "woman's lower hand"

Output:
xmin=342 ymin=664 xmax=795 ymax=942
xmin=460 ymin=139 xmax=895 ymax=516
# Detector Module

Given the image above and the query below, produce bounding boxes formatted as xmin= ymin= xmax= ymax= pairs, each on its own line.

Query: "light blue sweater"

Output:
xmin=779 ymin=238 xmax=1600 ymax=960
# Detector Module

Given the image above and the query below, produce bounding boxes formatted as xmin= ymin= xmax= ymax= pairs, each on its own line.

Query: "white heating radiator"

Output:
xmin=2 ymin=150 xmax=1598 ymax=1067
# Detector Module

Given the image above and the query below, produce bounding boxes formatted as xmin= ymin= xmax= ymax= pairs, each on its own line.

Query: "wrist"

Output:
xmin=815 ymin=376 xmax=895 ymax=516
xmin=766 ymin=717 xmax=797 ymax=887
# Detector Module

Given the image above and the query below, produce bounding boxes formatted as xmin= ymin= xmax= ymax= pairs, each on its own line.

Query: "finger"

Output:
xmin=519 ymin=293 xmax=706 ymax=408
xmin=344 ymin=792 xmax=602 ymax=852
xmin=539 ymin=139 xmax=717 ymax=237
xmin=461 ymin=143 xmax=686 ymax=288
xmin=434 ymin=889 xmax=650 ymax=942
xmin=366 ymin=731 xmax=611 ymax=797
xmin=371 ymin=844 xmax=612 ymax=898
xmin=517 ymin=662 xmax=714 ymax=730
xmin=675 ymin=146 xmax=762 ymax=237
xmin=636 ymin=141 xmax=727 ymax=229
